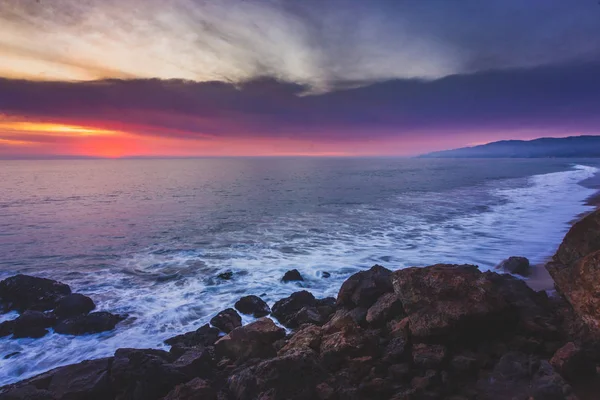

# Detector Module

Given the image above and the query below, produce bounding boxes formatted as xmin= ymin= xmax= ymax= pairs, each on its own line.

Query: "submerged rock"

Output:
xmin=496 ymin=256 xmax=531 ymax=276
xmin=0 ymin=275 xmax=71 ymax=313
xmin=282 ymin=269 xmax=304 ymax=282
xmin=54 ymin=294 xmax=96 ymax=319
xmin=209 ymin=308 xmax=241 ymax=334
xmin=216 ymin=271 xmax=233 ymax=281
xmin=234 ymin=295 xmax=271 ymax=317
xmin=12 ymin=311 xmax=56 ymax=339
xmin=54 ymin=312 xmax=124 ymax=335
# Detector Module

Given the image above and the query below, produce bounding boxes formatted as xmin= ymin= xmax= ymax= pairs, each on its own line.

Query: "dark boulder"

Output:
xmin=496 ymin=256 xmax=531 ymax=276
xmin=278 ymin=324 xmax=323 ymax=356
xmin=162 ymin=378 xmax=217 ymax=400
xmin=54 ymin=312 xmax=124 ymax=335
xmin=214 ymin=318 xmax=285 ymax=361
xmin=54 ymin=294 xmax=95 ymax=319
xmin=209 ymin=308 xmax=241 ymax=334
xmin=0 ymin=385 xmax=56 ymax=400
xmin=550 ymin=342 xmax=596 ymax=383
xmin=554 ymin=209 xmax=600 ymax=266
xmin=0 ymin=275 xmax=71 ymax=312
xmin=216 ymin=271 xmax=233 ymax=281
xmin=391 ymin=264 xmax=517 ymax=342
xmin=0 ymin=319 xmax=15 ymax=338
xmin=170 ymin=348 xmax=214 ymax=379
xmin=12 ymin=311 xmax=56 ymax=339
xmin=165 ymin=324 xmax=220 ymax=353
xmin=282 ymin=269 xmax=304 ymax=282
xmin=337 ymin=265 xmax=393 ymax=309
xmin=234 ymin=295 xmax=271 ymax=318
xmin=110 ymin=348 xmax=187 ymax=400
xmin=271 ymin=291 xmax=316 ymax=327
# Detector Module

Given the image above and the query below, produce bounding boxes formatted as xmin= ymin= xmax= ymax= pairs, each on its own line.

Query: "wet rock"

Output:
xmin=214 ymin=318 xmax=285 ymax=361
xmin=216 ymin=271 xmax=233 ymax=281
xmin=0 ymin=275 xmax=71 ymax=312
xmin=412 ymin=344 xmax=447 ymax=370
xmin=278 ymin=324 xmax=322 ymax=356
xmin=366 ymin=292 xmax=404 ymax=326
xmin=496 ymin=256 xmax=531 ymax=276
xmin=111 ymin=348 xmax=187 ymax=400
xmin=165 ymin=324 xmax=220 ymax=356
xmin=54 ymin=311 xmax=124 ymax=335
xmin=234 ymin=295 xmax=271 ymax=318
xmin=337 ymin=265 xmax=393 ymax=309
xmin=163 ymin=378 xmax=217 ymax=400
xmin=554 ymin=208 xmax=600 ymax=266
xmin=0 ymin=319 xmax=15 ymax=338
xmin=547 ymin=250 xmax=600 ymax=333
xmin=391 ymin=264 xmax=517 ymax=341
xmin=209 ymin=308 xmax=241 ymax=334
xmin=550 ymin=342 xmax=595 ymax=382
xmin=54 ymin=294 xmax=96 ymax=319
xmin=321 ymin=272 xmax=331 ymax=279
xmin=282 ymin=269 xmax=304 ymax=282
xmin=271 ymin=291 xmax=316 ymax=327
xmin=12 ymin=311 xmax=56 ymax=339
xmin=0 ymin=385 xmax=56 ymax=400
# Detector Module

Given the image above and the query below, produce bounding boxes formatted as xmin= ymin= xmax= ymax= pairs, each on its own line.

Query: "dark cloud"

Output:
xmin=1 ymin=62 xmax=599 ymax=141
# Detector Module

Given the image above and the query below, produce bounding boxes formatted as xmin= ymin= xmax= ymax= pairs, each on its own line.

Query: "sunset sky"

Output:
xmin=1 ymin=0 xmax=600 ymax=158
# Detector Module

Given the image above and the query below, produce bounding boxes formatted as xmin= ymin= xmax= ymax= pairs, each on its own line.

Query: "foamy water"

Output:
xmin=0 ymin=159 xmax=597 ymax=385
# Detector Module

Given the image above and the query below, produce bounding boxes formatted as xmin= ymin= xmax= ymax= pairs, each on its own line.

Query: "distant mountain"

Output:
xmin=420 ymin=135 xmax=600 ymax=158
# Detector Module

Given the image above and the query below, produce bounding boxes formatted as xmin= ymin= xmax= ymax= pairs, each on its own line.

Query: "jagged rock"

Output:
xmin=382 ymin=336 xmax=408 ymax=363
xmin=271 ymin=291 xmax=316 ymax=327
xmin=322 ymin=308 xmax=366 ymax=333
xmin=234 ymin=295 xmax=271 ymax=317
xmin=111 ymin=348 xmax=187 ymax=400
xmin=391 ymin=264 xmax=519 ymax=341
xmin=214 ymin=318 xmax=285 ymax=361
xmin=496 ymin=256 xmax=531 ymax=276
xmin=165 ymin=324 xmax=220 ymax=350
xmin=412 ymin=344 xmax=447 ymax=370
xmin=278 ymin=324 xmax=322 ymax=356
xmin=162 ymin=378 xmax=217 ymax=400
xmin=54 ymin=312 xmax=124 ymax=335
xmin=366 ymin=292 xmax=404 ymax=326
xmin=550 ymin=342 xmax=595 ymax=383
xmin=209 ymin=308 xmax=241 ymax=333
xmin=170 ymin=348 xmax=214 ymax=379
xmin=554 ymin=209 xmax=600 ymax=266
xmin=0 ymin=275 xmax=71 ymax=312
xmin=320 ymin=325 xmax=367 ymax=366
xmin=54 ymin=294 xmax=96 ymax=319
xmin=282 ymin=269 xmax=304 ymax=282
xmin=337 ymin=265 xmax=393 ymax=309
xmin=12 ymin=311 xmax=56 ymax=339
xmin=547 ymin=250 xmax=600 ymax=333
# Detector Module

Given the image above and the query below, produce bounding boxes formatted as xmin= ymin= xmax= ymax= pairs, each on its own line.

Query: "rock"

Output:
xmin=111 ymin=348 xmax=187 ymax=400
xmin=271 ymin=291 xmax=316 ymax=327
xmin=388 ymin=363 xmax=412 ymax=381
xmin=322 ymin=308 xmax=366 ymax=333
xmin=366 ymin=292 xmax=404 ymax=326
xmin=321 ymin=272 xmax=331 ymax=279
xmin=0 ymin=319 xmax=15 ymax=337
xmin=337 ymin=265 xmax=393 ymax=309
xmin=209 ymin=308 xmax=241 ymax=334
xmin=214 ymin=318 xmax=285 ymax=361
xmin=54 ymin=294 xmax=96 ymax=319
xmin=165 ymin=324 xmax=220 ymax=356
xmin=320 ymin=325 xmax=366 ymax=366
xmin=278 ymin=324 xmax=322 ymax=356
xmin=54 ymin=312 xmax=124 ymax=335
xmin=217 ymin=271 xmax=233 ymax=281
xmin=0 ymin=275 xmax=71 ymax=312
xmin=554 ymin=209 xmax=600 ymax=266
xmin=383 ymin=336 xmax=408 ymax=363
xmin=550 ymin=342 xmax=595 ymax=382
xmin=170 ymin=348 xmax=214 ymax=379
xmin=162 ymin=378 xmax=217 ymax=400
xmin=391 ymin=264 xmax=517 ymax=341
xmin=287 ymin=306 xmax=325 ymax=328
xmin=412 ymin=344 xmax=447 ymax=370
xmin=234 ymin=295 xmax=271 ymax=318
xmin=282 ymin=269 xmax=304 ymax=282
xmin=547 ymin=250 xmax=600 ymax=333
xmin=0 ymin=385 xmax=56 ymax=400
xmin=450 ymin=354 xmax=479 ymax=376
xmin=496 ymin=256 xmax=531 ymax=276
xmin=12 ymin=311 xmax=56 ymax=339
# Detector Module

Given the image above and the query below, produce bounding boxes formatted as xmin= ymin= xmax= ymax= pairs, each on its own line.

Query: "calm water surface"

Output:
xmin=0 ymin=157 xmax=598 ymax=385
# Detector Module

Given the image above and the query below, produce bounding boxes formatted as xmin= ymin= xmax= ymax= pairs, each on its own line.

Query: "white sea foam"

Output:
xmin=0 ymin=164 xmax=597 ymax=385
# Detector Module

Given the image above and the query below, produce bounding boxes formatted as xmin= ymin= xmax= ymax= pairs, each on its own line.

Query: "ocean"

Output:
xmin=0 ymin=157 xmax=599 ymax=385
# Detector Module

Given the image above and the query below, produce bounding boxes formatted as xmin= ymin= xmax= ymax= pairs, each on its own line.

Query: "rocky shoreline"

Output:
xmin=1 ymin=209 xmax=600 ymax=400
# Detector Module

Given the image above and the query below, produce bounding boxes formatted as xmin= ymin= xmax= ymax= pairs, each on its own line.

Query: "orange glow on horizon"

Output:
xmin=0 ymin=119 xmax=121 ymax=137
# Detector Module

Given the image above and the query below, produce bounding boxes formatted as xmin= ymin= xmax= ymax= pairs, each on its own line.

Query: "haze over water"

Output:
xmin=0 ymin=157 xmax=599 ymax=385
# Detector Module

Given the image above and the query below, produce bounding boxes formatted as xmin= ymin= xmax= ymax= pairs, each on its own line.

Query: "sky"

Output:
xmin=0 ymin=0 xmax=599 ymax=158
